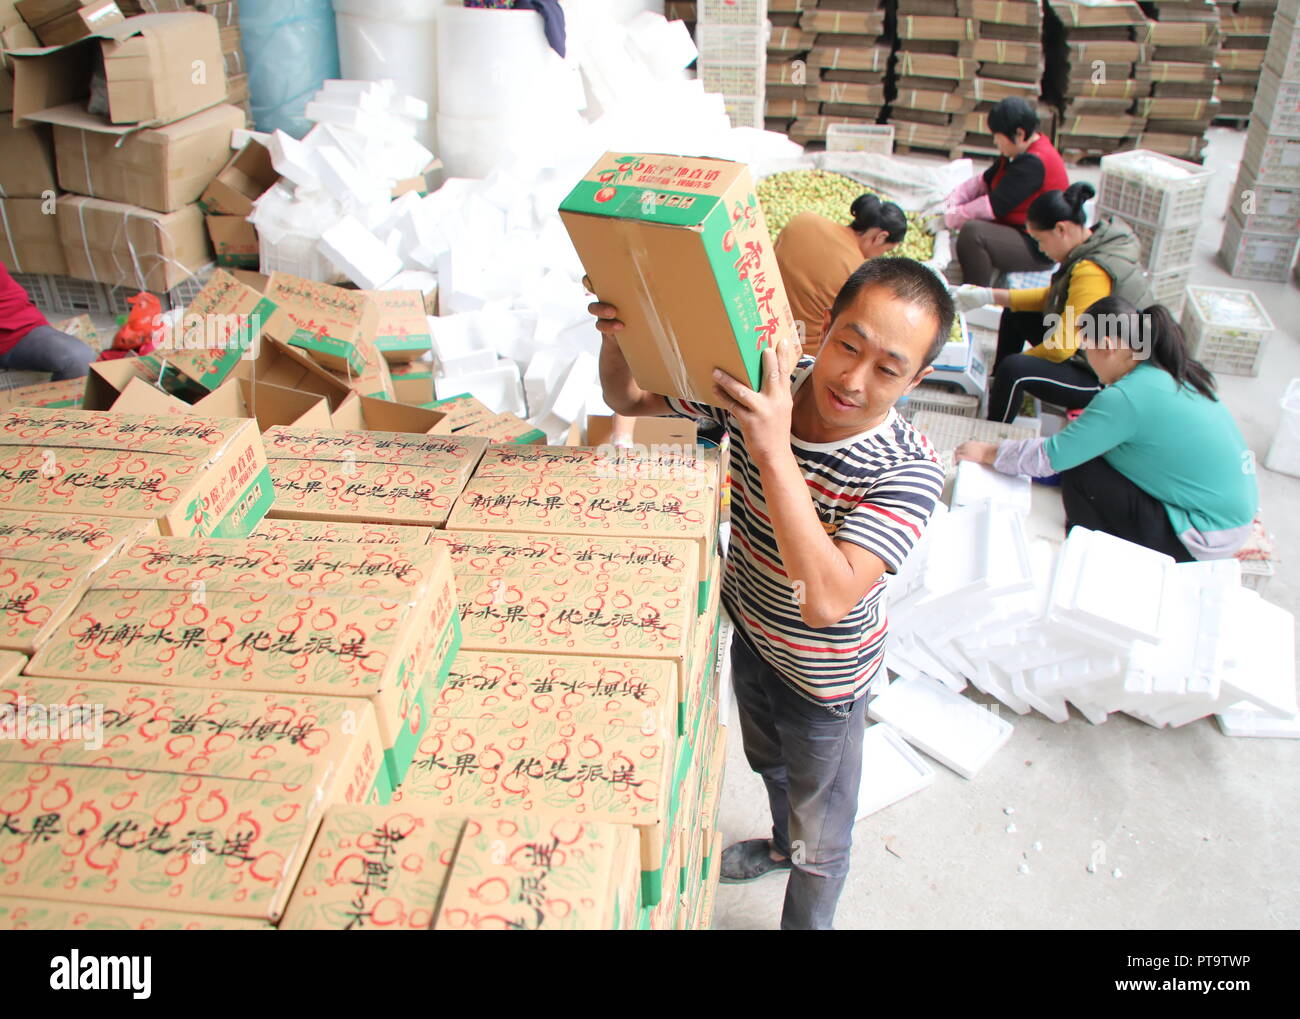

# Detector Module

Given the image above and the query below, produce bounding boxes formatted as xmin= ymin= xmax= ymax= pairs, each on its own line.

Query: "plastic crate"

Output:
xmin=259 ymin=235 xmax=343 ymax=284
xmin=901 ymin=385 xmax=980 ymax=420
xmin=697 ymin=0 xmax=767 ymax=26
xmin=699 ymin=62 xmax=763 ymax=95
xmin=723 ymin=94 xmax=765 ymax=129
xmin=1146 ymin=266 xmax=1191 ymax=316
xmin=1229 ymin=167 xmax=1300 ymax=234
xmin=9 ymin=272 xmax=52 ymax=308
xmin=1242 ymin=119 xmax=1300 ymax=188
xmin=1096 ymin=149 xmax=1213 ymax=229
xmin=1218 ymin=208 xmax=1300 ymax=283
xmin=0 ymin=370 xmax=54 ymax=391
xmin=1254 ymin=69 xmax=1300 ymax=140
xmin=694 ymin=23 xmax=766 ymax=64
xmin=1264 ymin=15 xmax=1300 ymax=81
xmin=1181 ymin=284 xmax=1275 ymax=377
xmin=1239 ymin=558 xmax=1275 ymax=591
xmin=826 ymin=123 xmax=894 ymax=153
xmin=46 ymin=275 xmax=111 ymax=315
xmin=1120 ymin=215 xmax=1198 ymax=274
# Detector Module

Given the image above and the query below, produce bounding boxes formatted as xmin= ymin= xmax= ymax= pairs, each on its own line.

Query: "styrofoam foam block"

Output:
xmin=435 ymin=362 xmax=526 ymax=417
xmin=268 ymin=130 xmax=323 ymax=190
xmin=541 ymin=352 xmax=599 ymax=427
xmin=314 ymin=145 xmax=391 ymax=210
xmin=523 ymin=348 xmax=574 ymax=418
xmin=1216 ymin=591 xmax=1297 ymax=716
xmin=318 ymin=216 xmax=403 ymax=290
xmin=231 ymin=128 xmax=272 ymax=151
xmin=867 ymin=676 xmax=1014 ymax=779
xmin=1216 ymin=703 xmax=1300 ymax=739
xmin=966 ymin=660 xmax=1033 ymax=715
xmin=856 ymin=723 xmax=936 ymax=820
xmin=1046 ymin=528 xmax=1173 ymax=649
xmin=952 ymin=461 xmax=1032 ymax=516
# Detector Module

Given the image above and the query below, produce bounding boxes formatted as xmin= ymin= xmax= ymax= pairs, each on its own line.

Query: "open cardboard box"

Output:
xmin=330 ymin=392 xmax=450 ymax=435
xmin=262 ymin=271 xmax=379 ymax=377
xmin=199 ymin=136 xmax=277 ymax=218
xmin=111 ymin=375 xmax=332 ymax=430
xmin=9 ymin=11 xmax=227 ymax=131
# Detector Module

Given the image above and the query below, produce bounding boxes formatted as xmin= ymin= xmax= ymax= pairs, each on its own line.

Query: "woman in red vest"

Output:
xmin=933 ymin=98 xmax=1070 ymax=286
xmin=0 ymin=264 xmax=95 ymax=380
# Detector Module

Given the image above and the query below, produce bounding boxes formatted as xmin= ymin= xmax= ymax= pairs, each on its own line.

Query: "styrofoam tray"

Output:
xmin=867 ymin=676 xmax=1014 ymax=779
xmin=856 ymin=723 xmax=937 ymax=820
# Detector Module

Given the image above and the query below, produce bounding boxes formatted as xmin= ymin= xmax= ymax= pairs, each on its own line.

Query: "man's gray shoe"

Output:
xmin=719 ymin=839 xmax=792 ymax=884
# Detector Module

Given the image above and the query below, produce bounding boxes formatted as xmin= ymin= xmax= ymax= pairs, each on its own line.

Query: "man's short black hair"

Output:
xmin=987 ymin=98 xmax=1038 ymax=143
xmin=828 ymin=257 xmax=955 ymax=371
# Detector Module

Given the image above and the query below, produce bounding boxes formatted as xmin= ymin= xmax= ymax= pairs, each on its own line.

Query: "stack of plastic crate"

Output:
xmin=1180 ymin=285 xmax=1275 ymax=377
xmin=1221 ymin=0 xmax=1300 ymax=282
xmin=696 ymin=0 xmax=768 ymax=129
xmin=1097 ymin=148 xmax=1213 ymax=316
xmin=1134 ymin=0 xmax=1222 ymax=163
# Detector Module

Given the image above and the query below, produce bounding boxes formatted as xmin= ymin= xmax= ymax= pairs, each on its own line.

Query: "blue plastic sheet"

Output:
xmin=240 ymin=0 xmax=341 ymax=138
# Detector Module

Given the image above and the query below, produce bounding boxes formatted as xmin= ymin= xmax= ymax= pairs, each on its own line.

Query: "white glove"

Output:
xmin=955 ymin=285 xmax=993 ymax=311
xmin=922 ymin=211 xmax=947 ymax=235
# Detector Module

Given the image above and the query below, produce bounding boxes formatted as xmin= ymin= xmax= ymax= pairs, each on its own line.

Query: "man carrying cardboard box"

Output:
xmin=590 ymin=257 xmax=953 ymax=930
xmin=0 ymin=263 xmax=96 ymax=379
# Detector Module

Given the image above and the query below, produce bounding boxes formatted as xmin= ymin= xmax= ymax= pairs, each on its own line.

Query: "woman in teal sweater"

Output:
xmin=955 ymin=296 xmax=1258 ymax=562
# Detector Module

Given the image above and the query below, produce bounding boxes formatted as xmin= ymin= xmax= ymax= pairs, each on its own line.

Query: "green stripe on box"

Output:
xmin=433 ymin=614 xmax=463 ymax=690
xmin=637 ymin=904 xmax=653 ymax=930
xmin=384 ymin=681 xmax=430 ymax=789
xmin=194 ymin=345 xmax=248 ymax=392
xmin=207 ymin=466 xmax=275 ymax=538
xmin=369 ymin=764 xmax=394 ymax=805
xmin=701 ymin=199 xmax=768 ymax=393
xmin=287 ymin=327 xmax=367 ymax=375
xmin=559 ymin=180 xmax=722 ymax=226
xmin=696 ymin=578 xmax=709 ymax=615
xmin=640 ymin=865 xmax=663 ymax=908
xmin=375 ymin=333 xmax=433 ymax=352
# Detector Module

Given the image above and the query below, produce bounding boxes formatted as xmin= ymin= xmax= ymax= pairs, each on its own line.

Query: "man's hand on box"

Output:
xmin=588 ymin=301 xmax=624 ymax=338
xmin=711 ymin=338 xmax=794 ymax=466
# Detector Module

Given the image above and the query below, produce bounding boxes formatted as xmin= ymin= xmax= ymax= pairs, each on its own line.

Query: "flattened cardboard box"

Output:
xmin=10 ymin=12 xmax=227 ymax=131
xmin=0 ymin=120 xmax=54 ymax=196
xmin=25 ymin=538 xmax=460 ymax=788
xmin=428 ymin=529 xmax=698 ymax=586
xmin=800 ymin=9 xmax=886 ymax=34
xmin=280 ymin=805 xmax=466 ymax=930
xmin=0 ymin=196 xmax=67 ymax=275
xmin=0 ymin=761 xmax=315 ymax=920
xmin=0 ymin=376 xmax=84 ymax=411
xmin=0 ymin=896 xmax=272 ymax=929
xmin=560 ymin=152 xmax=797 ymax=404
xmin=362 ymin=289 xmax=432 ymax=363
xmin=264 ymin=426 xmax=485 ymax=528
xmin=0 ymin=408 xmax=270 ymax=538
xmin=449 ymin=474 xmax=717 ymax=580
xmin=437 ymin=814 xmax=632 ymax=930
xmin=393 ymin=715 xmax=670 ymax=894
xmin=54 ymin=103 xmax=242 ymax=213
xmin=0 ymin=509 xmax=152 ymax=653
xmin=249 ymin=518 xmax=429 ymax=546
xmin=808 ymin=44 xmax=891 ymax=71
xmin=137 ymin=268 xmax=278 ymax=393
xmin=55 ymin=194 xmax=209 ymax=292
xmin=262 ymin=272 xmax=379 ymax=377
xmin=1 ymin=675 xmax=384 ymax=808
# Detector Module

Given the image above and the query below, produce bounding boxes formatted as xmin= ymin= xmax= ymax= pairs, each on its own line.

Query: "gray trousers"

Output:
xmin=0 ymin=325 xmax=96 ymax=381
xmin=730 ymin=627 xmax=868 ymax=930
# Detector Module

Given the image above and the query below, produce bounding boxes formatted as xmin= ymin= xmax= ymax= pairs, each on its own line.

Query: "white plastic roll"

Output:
xmin=332 ymin=0 xmax=440 ymax=148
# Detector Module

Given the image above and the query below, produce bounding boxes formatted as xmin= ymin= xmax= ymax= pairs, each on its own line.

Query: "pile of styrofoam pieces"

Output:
xmin=238 ymin=5 xmax=806 ymax=442
xmin=880 ymin=466 xmax=1298 ymax=748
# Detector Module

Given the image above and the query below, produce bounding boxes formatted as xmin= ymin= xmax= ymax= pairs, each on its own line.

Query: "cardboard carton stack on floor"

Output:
xmin=1044 ymin=0 xmax=1149 ymax=158
xmin=1216 ymin=0 xmax=1275 ymax=120
xmin=4 ymin=11 xmax=234 ymax=296
xmin=1132 ymin=0 xmax=1221 ymax=162
xmin=384 ymin=442 xmax=731 ymax=928
xmin=1220 ymin=0 xmax=1300 ymax=281
xmin=888 ymin=0 xmax=977 ymax=157
xmin=764 ymin=0 xmax=813 ymax=133
xmin=965 ymin=0 xmax=1048 ymax=158
xmin=788 ymin=0 xmax=891 ymax=146
xmin=696 ymin=0 xmax=768 ymax=130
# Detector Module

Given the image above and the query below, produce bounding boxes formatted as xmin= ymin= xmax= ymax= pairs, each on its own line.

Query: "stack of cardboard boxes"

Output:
xmin=695 ymin=0 xmax=768 ymax=130
xmin=1133 ymin=0 xmax=1221 ymax=162
xmin=0 ymin=9 xmax=237 ymax=301
xmin=965 ymin=0 xmax=1051 ymax=158
xmin=763 ymin=0 xmax=815 ymax=134
xmin=888 ymin=0 xmax=978 ymax=157
xmin=1044 ymin=0 xmax=1148 ymax=158
xmin=1216 ymin=0 xmax=1274 ymax=122
xmin=791 ymin=0 xmax=890 ymax=146
xmin=1221 ymin=0 xmax=1300 ymax=280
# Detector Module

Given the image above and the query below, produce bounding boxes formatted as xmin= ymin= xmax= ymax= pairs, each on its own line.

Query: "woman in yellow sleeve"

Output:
xmin=953 ymin=182 xmax=1149 ymax=422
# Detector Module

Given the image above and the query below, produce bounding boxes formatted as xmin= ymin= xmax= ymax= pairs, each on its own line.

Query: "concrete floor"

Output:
xmin=712 ymin=127 xmax=1300 ymax=930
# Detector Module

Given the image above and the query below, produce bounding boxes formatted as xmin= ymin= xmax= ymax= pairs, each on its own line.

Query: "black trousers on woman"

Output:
xmin=1061 ymin=456 xmax=1195 ymax=563
xmin=986 ymin=310 xmax=1104 ymax=422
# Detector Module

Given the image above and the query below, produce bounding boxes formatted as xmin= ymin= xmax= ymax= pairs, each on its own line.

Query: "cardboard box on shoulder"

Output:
xmin=0 ymin=407 xmax=270 ymax=537
xmin=560 ymin=152 xmax=798 ymax=405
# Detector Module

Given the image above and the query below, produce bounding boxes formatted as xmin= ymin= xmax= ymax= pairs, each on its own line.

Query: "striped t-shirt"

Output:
xmin=666 ymin=356 xmax=944 ymax=707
